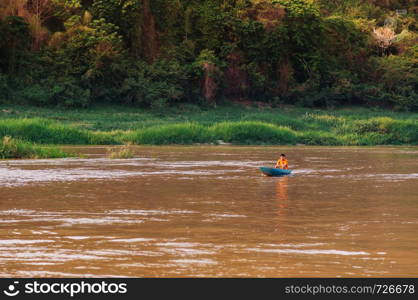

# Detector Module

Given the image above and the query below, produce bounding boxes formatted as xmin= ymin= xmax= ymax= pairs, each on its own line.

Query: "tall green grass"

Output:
xmin=351 ymin=117 xmax=418 ymax=144
xmin=296 ymin=131 xmax=344 ymax=146
xmin=121 ymin=122 xmax=298 ymax=145
xmin=0 ymin=110 xmax=417 ymax=146
xmin=0 ymin=118 xmax=89 ymax=144
xmin=209 ymin=122 xmax=297 ymax=145
xmin=0 ymin=136 xmax=72 ymax=159
xmin=122 ymin=123 xmax=209 ymax=145
xmin=0 ymin=118 xmax=118 ymax=145
xmin=121 ymin=119 xmax=418 ymax=146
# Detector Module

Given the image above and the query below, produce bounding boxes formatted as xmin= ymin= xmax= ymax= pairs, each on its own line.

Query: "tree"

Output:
xmin=26 ymin=0 xmax=54 ymax=50
xmin=0 ymin=16 xmax=31 ymax=74
xmin=0 ymin=0 xmax=53 ymax=50
xmin=373 ymin=26 xmax=396 ymax=56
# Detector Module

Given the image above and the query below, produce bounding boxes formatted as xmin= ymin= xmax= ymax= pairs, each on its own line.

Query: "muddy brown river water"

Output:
xmin=0 ymin=146 xmax=417 ymax=277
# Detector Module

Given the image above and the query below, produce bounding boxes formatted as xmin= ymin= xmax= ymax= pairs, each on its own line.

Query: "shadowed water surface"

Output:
xmin=0 ymin=146 xmax=417 ymax=277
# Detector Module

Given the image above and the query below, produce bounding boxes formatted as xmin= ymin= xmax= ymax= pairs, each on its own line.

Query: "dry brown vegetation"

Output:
xmin=0 ymin=0 xmax=52 ymax=50
xmin=373 ymin=26 xmax=397 ymax=55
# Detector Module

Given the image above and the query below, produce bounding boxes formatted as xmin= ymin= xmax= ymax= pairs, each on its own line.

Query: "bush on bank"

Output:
xmin=0 ymin=136 xmax=71 ymax=159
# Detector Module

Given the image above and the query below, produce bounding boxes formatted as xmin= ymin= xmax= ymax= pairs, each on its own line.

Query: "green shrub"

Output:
xmin=15 ymin=78 xmax=91 ymax=107
xmin=0 ymin=136 xmax=71 ymax=159
xmin=353 ymin=117 xmax=395 ymax=134
xmin=352 ymin=117 xmax=418 ymax=145
xmin=52 ymin=79 xmax=91 ymax=108
xmin=16 ymin=84 xmax=52 ymax=105
xmin=389 ymin=120 xmax=418 ymax=144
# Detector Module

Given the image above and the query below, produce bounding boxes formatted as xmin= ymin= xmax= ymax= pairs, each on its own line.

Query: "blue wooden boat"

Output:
xmin=260 ymin=167 xmax=292 ymax=177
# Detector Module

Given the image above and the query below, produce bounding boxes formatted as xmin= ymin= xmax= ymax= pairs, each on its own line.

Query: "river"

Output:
xmin=0 ymin=146 xmax=417 ymax=277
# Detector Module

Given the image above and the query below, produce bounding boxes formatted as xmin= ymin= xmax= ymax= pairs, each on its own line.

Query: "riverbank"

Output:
xmin=0 ymin=104 xmax=417 ymax=147
xmin=0 ymin=136 xmax=72 ymax=159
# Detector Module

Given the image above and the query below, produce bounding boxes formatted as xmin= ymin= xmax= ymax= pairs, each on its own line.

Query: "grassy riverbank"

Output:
xmin=0 ymin=136 xmax=72 ymax=159
xmin=0 ymin=104 xmax=417 ymax=146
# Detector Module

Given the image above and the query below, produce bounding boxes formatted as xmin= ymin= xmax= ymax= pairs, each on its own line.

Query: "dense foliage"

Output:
xmin=0 ymin=0 xmax=417 ymax=110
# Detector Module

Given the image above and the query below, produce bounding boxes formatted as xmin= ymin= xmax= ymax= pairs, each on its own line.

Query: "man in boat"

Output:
xmin=275 ymin=154 xmax=289 ymax=170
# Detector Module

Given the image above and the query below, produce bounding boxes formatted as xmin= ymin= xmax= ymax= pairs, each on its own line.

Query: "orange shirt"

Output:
xmin=276 ymin=158 xmax=289 ymax=170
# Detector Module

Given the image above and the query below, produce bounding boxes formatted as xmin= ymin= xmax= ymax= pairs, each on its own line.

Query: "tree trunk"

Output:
xmin=141 ymin=0 xmax=159 ymax=62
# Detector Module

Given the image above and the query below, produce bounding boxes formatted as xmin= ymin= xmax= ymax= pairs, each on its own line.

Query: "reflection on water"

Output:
xmin=0 ymin=146 xmax=417 ymax=277
xmin=276 ymin=176 xmax=289 ymax=216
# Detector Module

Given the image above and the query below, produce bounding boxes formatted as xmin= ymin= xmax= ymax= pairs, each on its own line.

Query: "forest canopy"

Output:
xmin=0 ymin=0 xmax=417 ymax=110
